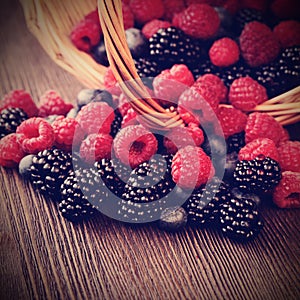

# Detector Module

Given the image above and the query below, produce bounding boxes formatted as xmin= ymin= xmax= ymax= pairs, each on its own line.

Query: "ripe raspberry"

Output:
xmin=153 ymin=64 xmax=194 ymax=104
xmin=52 ymin=116 xmax=85 ymax=152
xmin=163 ymin=123 xmax=204 ymax=154
xmin=171 ymin=146 xmax=215 ymax=189
xmin=70 ymin=19 xmax=101 ymax=52
xmin=75 ymin=102 xmax=114 ymax=135
xmin=209 ymin=38 xmax=240 ymax=67
xmin=129 ymin=0 xmax=165 ymax=24
xmin=79 ymin=133 xmax=113 ymax=164
xmin=16 ymin=117 xmax=55 ymax=154
xmin=277 ymin=141 xmax=300 ymax=172
xmin=196 ymin=74 xmax=228 ymax=103
xmin=241 ymin=0 xmax=268 ymax=11
xmin=173 ymin=4 xmax=220 ymax=39
xmin=122 ymin=3 xmax=135 ymax=29
xmin=271 ymin=0 xmax=300 ymax=20
xmin=118 ymin=93 xmax=132 ymax=116
xmin=238 ymin=138 xmax=279 ymax=161
xmin=245 ymin=112 xmax=284 ymax=145
xmin=0 ymin=133 xmax=26 ymax=167
xmin=0 ymin=89 xmax=38 ymax=117
xmin=85 ymin=9 xmax=101 ymax=25
xmin=223 ymin=0 xmax=240 ymax=14
xmin=113 ymin=125 xmax=158 ymax=168
xmin=273 ymin=171 xmax=300 ymax=208
xmin=142 ymin=19 xmax=171 ymax=39
xmin=216 ymin=106 xmax=248 ymax=139
xmin=38 ymin=90 xmax=73 ymax=117
xmin=273 ymin=21 xmax=300 ymax=49
xmin=240 ymin=21 xmax=281 ymax=67
xmin=104 ymin=67 xmax=122 ymax=96
xmin=162 ymin=0 xmax=185 ymax=21
xmin=121 ymin=108 xmax=139 ymax=128
xmin=229 ymin=76 xmax=268 ymax=111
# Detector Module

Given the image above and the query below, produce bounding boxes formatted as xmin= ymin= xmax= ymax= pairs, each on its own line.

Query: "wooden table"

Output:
xmin=0 ymin=1 xmax=299 ymax=299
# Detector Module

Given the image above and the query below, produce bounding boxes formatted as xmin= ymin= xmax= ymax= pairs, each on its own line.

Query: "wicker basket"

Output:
xmin=21 ymin=0 xmax=300 ymax=129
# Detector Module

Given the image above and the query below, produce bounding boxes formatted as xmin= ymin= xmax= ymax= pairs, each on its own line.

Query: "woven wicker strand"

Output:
xmin=98 ymin=0 xmax=184 ymax=129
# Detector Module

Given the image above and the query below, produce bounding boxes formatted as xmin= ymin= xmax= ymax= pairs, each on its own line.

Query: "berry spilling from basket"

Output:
xmin=1 ymin=0 xmax=300 ymax=242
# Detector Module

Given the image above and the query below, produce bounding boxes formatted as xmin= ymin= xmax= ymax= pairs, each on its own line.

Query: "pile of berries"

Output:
xmin=1 ymin=0 xmax=299 ymax=242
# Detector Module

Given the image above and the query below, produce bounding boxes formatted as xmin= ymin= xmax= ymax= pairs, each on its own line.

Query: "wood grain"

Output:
xmin=0 ymin=1 xmax=300 ymax=299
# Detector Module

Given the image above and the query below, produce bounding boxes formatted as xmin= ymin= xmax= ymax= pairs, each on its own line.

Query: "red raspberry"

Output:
xmin=245 ymin=112 xmax=284 ymax=145
xmin=238 ymin=138 xmax=279 ymax=161
xmin=75 ymin=102 xmax=114 ymax=135
xmin=240 ymin=21 xmax=281 ymax=67
xmin=85 ymin=9 xmax=100 ymax=26
xmin=153 ymin=64 xmax=194 ymax=104
xmin=273 ymin=171 xmax=300 ymax=208
xmin=273 ymin=21 xmax=300 ymax=48
xmin=216 ymin=106 xmax=248 ymax=139
xmin=162 ymin=0 xmax=185 ymax=21
xmin=229 ymin=76 xmax=268 ymax=111
xmin=113 ymin=124 xmax=158 ymax=168
xmin=196 ymin=74 xmax=228 ymax=103
xmin=129 ymin=0 xmax=165 ymax=24
xmin=209 ymin=37 xmax=240 ymax=67
xmin=241 ymin=0 xmax=268 ymax=11
xmin=271 ymin=0 xmax=300 ymax=20
xmin=104 ymin=67 xmax=122 ymax=96
xmin=16 ymin=117 xmax=55 ymax=154
xmin=79 ymin=133 xmax=113 ymax=164
xmin=163 ymin=123 xmax=204 ymax=154
xmin=0 ymin=90 xmax=38 ymax=117
xmin=52 ymin=116 xmax=85 ymax=152
xmin=173 ymin=4 xmax=220 ymax=39
xmin=222 ymin=0 xmax=240 ymax=14
xmin=122 ymin=3 xmax=135 ymax=29
xmin=38 ymin=90 xmax=73 ymax=117
xmin=121 ymin=108 xmax=139 ymax=128
xmin=70 ymin=19 xmax=101 ymax=52
xmin=0 ymin=133 xmax=26 ymax=167
xmin=118 ymin=93 xmax=132 ymax=116
xmin=177 ymin=105 xmax=200 ymax=125
xmin=277 ymin=127 xmax=290 ymax=146
xmin=171 ymin=145 xmax=215 ymax=189
xmin=277 ymin=141 xmax=300 ymax=172
xmin=142 ymin=19 xmax=171 ymax=39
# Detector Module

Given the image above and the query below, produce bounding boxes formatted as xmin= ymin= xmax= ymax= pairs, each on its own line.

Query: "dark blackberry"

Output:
xmin=185 ymin=179 xmax=231 ymax=227
xmin=217 ymin=197 xmax=264 ymax=241
xmin=231 ymin=187 xmax=261 ymax=206
xmin=149 ymin=27 xmax=201 ymax=69
xmin=158 ymin=206 xmax=188 ymax=232
xmin=226 ymin=131 xmax=246 ymax=153
xmin=134 ymin=57 xmax=162 ymax=78
xmin=94 ymin=158 xmax=131 ymax=197
xmin=29 ymin=148 xmax=73 ymax=200
xmin=59 ymin=169 xmax=106 ymax=222
xmin=234 ymin=8 xmax=264 ymax=35
xmin=0 ymin=107 xmax=28 ymax=139
xmin=110 ymin=109 xmax=123 ymax=138
xmin=122 ymin=155 xmax=174 ymax=203
xmin=191 ymin=59 xmax=217 ymax=80
xmin=233 ymin=155 xmax=281 ymax=193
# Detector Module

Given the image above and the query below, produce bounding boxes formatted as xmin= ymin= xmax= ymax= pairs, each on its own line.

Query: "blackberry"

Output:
xmin=29 ymin=148 xmax=73 ymax=200
xmin=0 ymin=107 xmax=28 ymax=139
xmin=149 ymin=27 xmax=201 ymax=69
xmin=217 ymin=197 xmax=264 ymax=241
xmin=226 ymin=132 xmax=246 ymax=153
xmin=234 ymin=8 xmax=264 ymax=35
xmin=110 ymin=109 xmax=123 ymax=138
xmin=122 ymin=155 xmax=174 ymax=203
xmin=185 ymin=179 xmax=231 ymax=227
xmin=59 ymin=169 xmax=106 ymax=222
xmin=134 ymin=57 xmax=162 ymax=79
xmin=94 ymin=158 xmax=131 ymax=197
xmin=233 ymin=155 xmax=281 ymax=193
xmin=158 ymin=206 xmax=188 ymax=232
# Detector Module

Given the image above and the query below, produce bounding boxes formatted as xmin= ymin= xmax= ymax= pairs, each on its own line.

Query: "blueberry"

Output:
xmin=66 ymin=107 xmax=79 ymax=118
xmin=202 ymin=135 xmax=227 ymax=158
xmin=158 ymin=206 xmax=188 ymax=232
xmin=77 ymin=89 xmax=113 ymax=109
xmin=91 ymin=40 xmax=109 ymax=66
xmin=214 ymin=7 xmax=235 ymax=38
xmin=125 ymin=28 xmax=149 ymax=58
xmin=19 ymin=154 xmax=35 ymax=179
xmin=44 ymin=115 xmax=60 ymax=124
xmin=223 ymin=152 xmax=239 ymax=181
